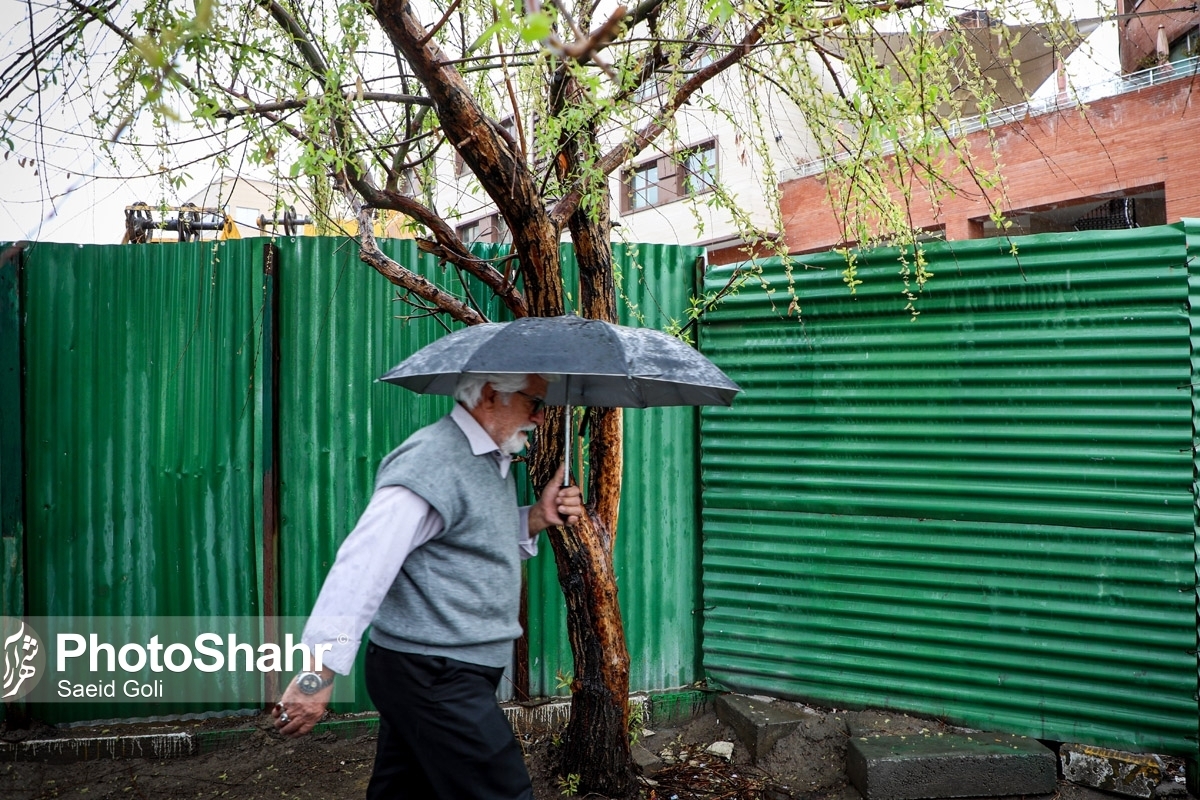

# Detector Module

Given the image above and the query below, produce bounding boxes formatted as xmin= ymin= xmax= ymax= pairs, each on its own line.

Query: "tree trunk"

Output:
xmin=499 ymin=198 xmax=631 ymax=794
xmin=537 ymin=194 xmax=636 ymax=797
xmin=373 ymin=4 xmax=637 ymax=791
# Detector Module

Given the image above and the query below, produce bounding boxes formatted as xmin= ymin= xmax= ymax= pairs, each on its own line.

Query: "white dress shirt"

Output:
xmin=302 ymin=404 xmax=538 ymax=675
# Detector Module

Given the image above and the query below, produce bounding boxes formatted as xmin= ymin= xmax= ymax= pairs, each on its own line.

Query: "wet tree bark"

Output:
xmin=544 ymin=182 xmax=636 ymax=796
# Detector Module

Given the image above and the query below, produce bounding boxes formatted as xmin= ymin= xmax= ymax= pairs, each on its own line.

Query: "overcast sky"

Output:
xmin=0 ymin=0 xmax=1119 ymax=245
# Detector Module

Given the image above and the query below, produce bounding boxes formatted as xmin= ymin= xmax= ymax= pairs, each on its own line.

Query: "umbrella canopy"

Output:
xmin=379 ymin=315 xmax=740 ymax=408
xmin=820 ymin=18 xmax=1101 ymax=115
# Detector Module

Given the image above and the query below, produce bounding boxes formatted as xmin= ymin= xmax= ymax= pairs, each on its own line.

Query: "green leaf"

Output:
xmin=706 ymin=0 xmax=735 ymax=24
xmin=469 ymin=9 xmax=514 ymax=53
xmin=520 ymin=11 xmax=553 ymax=42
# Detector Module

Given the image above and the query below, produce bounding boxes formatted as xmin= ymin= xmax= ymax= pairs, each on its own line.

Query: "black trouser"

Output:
xmin=364 ymin=644 xmax=532 ymax=800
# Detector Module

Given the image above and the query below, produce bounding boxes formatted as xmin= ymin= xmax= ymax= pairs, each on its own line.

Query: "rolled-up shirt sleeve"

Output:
xmin=519 ymin=506 xmax=538 ymax=560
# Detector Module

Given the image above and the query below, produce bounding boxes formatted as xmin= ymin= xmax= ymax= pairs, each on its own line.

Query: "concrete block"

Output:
xmin=706 ymin=741 xmax=735 ymax=761
xmin=715 ymin=693 xmax=816 ymax=762
xmin=1061 ymin=743 xmax=1165 ymax=799
xmin=632 ymin=741 xmax=664 ymax=775
xmin=847 ymin=732 xmax=1056 ymax=800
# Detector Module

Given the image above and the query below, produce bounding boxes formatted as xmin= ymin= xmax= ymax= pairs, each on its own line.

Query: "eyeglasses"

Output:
xmin=514 ymin=390 xmax=546 ymax=414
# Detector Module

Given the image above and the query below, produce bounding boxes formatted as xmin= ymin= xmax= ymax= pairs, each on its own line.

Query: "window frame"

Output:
xmin=621 ymin=139 xmax=718 ymax=214
xmin=456 ymin=219 xmax=480 ymax=244
xmin=456 ymin=213 xmax=511 ymax=245
xmin=678 ymin=140 xmax=718 ymax=198
xmin=628 ymin=161 xmax=662 ymax=211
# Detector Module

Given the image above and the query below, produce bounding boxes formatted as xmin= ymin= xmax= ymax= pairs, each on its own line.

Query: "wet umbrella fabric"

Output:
xmin=379 ymin=315 xmax=740 ymax=408
xmin=380 ymin=315 xmax=740 ymax=487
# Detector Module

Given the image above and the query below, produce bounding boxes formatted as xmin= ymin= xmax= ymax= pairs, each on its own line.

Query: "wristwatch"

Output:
xmin=295 ymin=671 xmax=334 ymax=695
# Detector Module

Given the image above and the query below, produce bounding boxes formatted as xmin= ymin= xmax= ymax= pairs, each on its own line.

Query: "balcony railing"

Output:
xmin=781 ymin=54 xmax=1200 ymax=182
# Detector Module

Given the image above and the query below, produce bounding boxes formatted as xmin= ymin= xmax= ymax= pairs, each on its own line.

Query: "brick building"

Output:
xmin=778 ymin=64 xmax=1200 ymax=253
xmin=1118 ymin=0 xmax=1199 ymax=72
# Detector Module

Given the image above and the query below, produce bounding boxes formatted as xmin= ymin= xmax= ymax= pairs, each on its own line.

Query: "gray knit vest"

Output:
xmin=367 ymin=415 xmax=522 ymax=668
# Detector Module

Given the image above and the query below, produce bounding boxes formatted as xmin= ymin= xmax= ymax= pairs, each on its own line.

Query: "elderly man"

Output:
xmin=273 ymin=372 xmax=582 ymax=800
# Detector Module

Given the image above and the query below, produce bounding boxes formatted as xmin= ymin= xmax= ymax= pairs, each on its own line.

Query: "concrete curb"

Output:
xmin=1 ymin=688 xmax=714 ymax=764
xmin=847 ymin=732 xmax=1057 ymax=800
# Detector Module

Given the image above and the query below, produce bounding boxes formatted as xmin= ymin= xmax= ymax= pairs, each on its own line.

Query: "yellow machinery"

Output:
xmin=122 ymin=202 xmax=241 ymax=243
xmin=124 ymin=201 xmax=412 ymax=241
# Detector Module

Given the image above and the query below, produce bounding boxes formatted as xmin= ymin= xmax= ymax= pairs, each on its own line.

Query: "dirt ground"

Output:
xmin=1 ymin=703 xmax=1191 ymax=800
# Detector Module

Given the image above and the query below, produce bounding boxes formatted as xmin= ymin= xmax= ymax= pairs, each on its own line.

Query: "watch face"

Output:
xmin=297 ymin=673 xmax=324 ymax=694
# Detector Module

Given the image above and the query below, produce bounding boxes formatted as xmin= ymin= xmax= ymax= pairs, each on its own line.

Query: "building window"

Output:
xmin=630 ymin=162 xmax=659 ymax=210
xmin=456 ymin=220 xmax=479 ymax=244
xmin=680 ymin=142 xmax=717 ymax=196
xmin=622 ymin=140 xmax=718 ymax=213
xmin=1169 ymin=26 xmax=1200 ymax=62
xmin=456 ymin=213 xmax=511 ymax=245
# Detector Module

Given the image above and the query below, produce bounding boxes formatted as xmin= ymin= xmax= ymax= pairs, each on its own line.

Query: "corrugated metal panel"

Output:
xmin=13 ymin=236 xmax=707 ymax=720
xmin=525 ymin=243 xmax=704 ymax=696
xmin=1 ymin=243 xmax=24 ymax=619
xmin=277 ymin=236 xmax=448 ymax=617
xmin=1186 ymin=218 xmax=1200 ymax=767
xmin=700 ymin=225 xmax=1198 ymax=756
xmin=21 ymin=241 xmax=266 ymax=721
xmin=275 ymin=237 xmax=514 ymax=709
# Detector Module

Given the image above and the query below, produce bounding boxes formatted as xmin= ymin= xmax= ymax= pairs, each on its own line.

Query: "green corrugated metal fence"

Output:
xmin=272 ymin=238 xmax=704 ymax=704
xmin=1186 ymin=220 xmax=1200 ymax=767
xmin=699 ymin=222 xmax=1200 ymax=759
xmin=273 ymin=236 xmax=509 ymax=710
xmin=1 ymin=244 xmax=25 ymax=620
xmin=17 ymin=241 xmax=267 ymax=721
xmin=4 ymin=236 xmax=703 ymax=721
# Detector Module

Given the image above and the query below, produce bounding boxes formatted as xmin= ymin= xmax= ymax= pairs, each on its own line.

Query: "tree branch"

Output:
xmin=551 ymin=17 xmax=768 ymax=224
xmin=256 ymin=0 xmax=328 ymax=79
xmin=419 ymin=0 xmax=464 ymax=45
xmin=355 ymin=205 xmax=487 ymax=326
xmin=214 ymin=91 xmax=432 ymax=119
xmin=373 ymin=0 xmax=563 ymax=317
xmin=352 ymin=178 xmax=530 ymax=316
xmin=551 ymin=0 xmax=926 ymax=223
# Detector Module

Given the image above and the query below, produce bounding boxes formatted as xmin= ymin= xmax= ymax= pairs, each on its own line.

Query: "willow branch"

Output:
xmin=551 ymin=18 xmax=767 ymax=224
xmin=374 ymin=0 xmax=562 ymax=317
xmin=355 ymin=205 xmax=487 ymax=326
xmin=552 ymin=0 xmax=926 ymax=223
xmin=256 ymin=0 xmax=328 ymax=79
xmin=351 ymin=178 xmax=529 ymax=316
xmin=215 ymin=91 xmax=432 ymax=119
xmin=419 ymin=0 xmax=464 ymax=45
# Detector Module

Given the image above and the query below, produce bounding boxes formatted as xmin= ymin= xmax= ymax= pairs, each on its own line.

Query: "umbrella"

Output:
xmin=379 ymin=315 xmax=741 ymax=483
xmin=823 ymin=18 xmax=1102 ymax=115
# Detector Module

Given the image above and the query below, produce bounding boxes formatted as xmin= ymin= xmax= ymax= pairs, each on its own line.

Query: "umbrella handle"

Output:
xmin=562 ymin=403 xmax=572 ymax=488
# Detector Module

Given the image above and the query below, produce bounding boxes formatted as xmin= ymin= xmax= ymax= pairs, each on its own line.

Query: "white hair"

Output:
xmin=453 ymin=372 xmax=559 ymax=408
xmin=453 ymin=373 xmax=531 ymax=408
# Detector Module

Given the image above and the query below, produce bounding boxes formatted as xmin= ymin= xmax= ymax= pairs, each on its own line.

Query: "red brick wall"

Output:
xmin=1118 ymin=2 xmax=1199 ymax=72
xmin=779 ymin=77 xmax=1200 ymax=254
xmin=708 ymin=241 xmax=777 ymax=266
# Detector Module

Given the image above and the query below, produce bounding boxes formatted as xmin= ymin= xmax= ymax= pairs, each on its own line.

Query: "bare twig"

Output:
xmin=419 ymin=0 xmax=464 ymax=45
xmin=215 ymin=91 xmax=432 ymax=119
